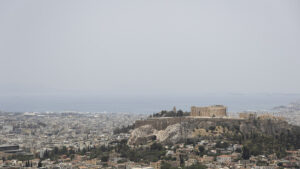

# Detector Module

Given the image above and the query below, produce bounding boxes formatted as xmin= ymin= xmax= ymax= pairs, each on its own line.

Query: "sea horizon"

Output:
xmin=1 ymin=93 xmax=300 ymax=114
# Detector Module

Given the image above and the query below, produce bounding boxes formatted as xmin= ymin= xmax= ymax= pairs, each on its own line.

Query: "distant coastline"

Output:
xmin=0 ymin=93 xmax=300 ymax=114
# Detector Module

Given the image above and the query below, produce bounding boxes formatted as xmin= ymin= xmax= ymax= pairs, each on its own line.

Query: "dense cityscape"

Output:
xmin=1 ymin=0 xmax=300 ymax=168
xmin=0 ymin=111 xmax=146 ymax=168
xmin=0 ymin=103 xmax=300 ymax=168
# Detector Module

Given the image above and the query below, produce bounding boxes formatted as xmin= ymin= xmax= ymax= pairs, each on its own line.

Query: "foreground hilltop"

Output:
xmin=129 ymin=116 xmax=293 ymax=145
xmin=128 ymin=105 xmax=300 ymax=157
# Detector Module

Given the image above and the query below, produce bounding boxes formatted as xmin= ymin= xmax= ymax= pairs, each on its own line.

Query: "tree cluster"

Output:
xmin=113 ymin=124 xmax=135 ymax=134
xmin=151 ymin=110 xmax=190 ymax=118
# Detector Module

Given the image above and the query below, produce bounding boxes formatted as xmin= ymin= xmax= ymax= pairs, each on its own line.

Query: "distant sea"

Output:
xmin=0 ymin=93 xmax=300 ymax=114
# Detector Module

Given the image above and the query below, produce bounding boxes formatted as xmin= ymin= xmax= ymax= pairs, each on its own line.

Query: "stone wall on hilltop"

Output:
xmin=134 ymin=117 xmax=244 ymax=131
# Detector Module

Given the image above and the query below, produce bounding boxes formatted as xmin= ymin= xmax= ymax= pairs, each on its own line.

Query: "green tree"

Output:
xmin=209 ymin=126 xmax=216 ymax=131
xmin=101 ymin=156 xmax=109 ymax=162
xmin=150 ymin=143 xmax=163 ymax=151
xmin=70 ymin=154 xmax=75 ymax=161
xmin=38 ymin=160 xmax=42 ymax=168
xmin=184 ymin=163 xmax=207 ymax=169
xmin=242 ymin=146 xmax=250 ymax=160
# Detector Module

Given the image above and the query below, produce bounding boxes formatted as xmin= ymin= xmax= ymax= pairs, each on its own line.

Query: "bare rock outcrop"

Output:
xmin=128 ymin=117 xmax=299 ymax=145
xmin=127 ymin=125 xmax=156 ymax=145
xmin=155 ymin=123 xmax=182 ymax=143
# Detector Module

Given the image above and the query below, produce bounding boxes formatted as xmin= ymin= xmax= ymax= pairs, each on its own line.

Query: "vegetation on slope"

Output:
xmin=151 ymin=110 xmax=190 ymax=117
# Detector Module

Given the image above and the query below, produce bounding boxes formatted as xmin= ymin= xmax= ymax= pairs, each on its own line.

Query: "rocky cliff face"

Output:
xmin=128 ymin=117 xmax=296 ymax=145
xmin=128 ymin=123 xmax=183 ymax=145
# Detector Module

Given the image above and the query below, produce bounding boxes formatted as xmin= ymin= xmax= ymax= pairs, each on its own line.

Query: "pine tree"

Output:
xmin=38 ymin=160 xmax=42 ymax=168
xmin=242 ymin=146 xmax=250 ymax=160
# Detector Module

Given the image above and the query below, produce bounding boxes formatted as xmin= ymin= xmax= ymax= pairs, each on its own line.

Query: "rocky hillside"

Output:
xmin=128 ymin=117 xmax=300 ymax=146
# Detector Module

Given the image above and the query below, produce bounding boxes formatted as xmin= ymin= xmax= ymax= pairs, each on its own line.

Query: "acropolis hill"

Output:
xmin=128 ymin=105 xmax=294 ymax=145
xmin=134 ymin=105 xmax=286 ymax=129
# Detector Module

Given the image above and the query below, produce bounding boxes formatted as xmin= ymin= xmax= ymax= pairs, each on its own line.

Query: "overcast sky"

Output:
xmin=1 ymin=0 xmax=300 ymax=98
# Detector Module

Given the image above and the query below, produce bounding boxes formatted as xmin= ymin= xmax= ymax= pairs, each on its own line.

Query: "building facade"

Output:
xmin=190 ymin=105 xmax=227 ymax=117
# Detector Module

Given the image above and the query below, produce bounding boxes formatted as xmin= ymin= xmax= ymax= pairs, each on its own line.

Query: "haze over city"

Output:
xmin=1 ymin=0 xmax=300 ymax=112
xmin=1 ymin=1 xmax=300 ymax=169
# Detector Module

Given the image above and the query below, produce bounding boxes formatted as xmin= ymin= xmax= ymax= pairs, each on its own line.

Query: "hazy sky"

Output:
xmin=1 ymin=0 xmax=300 ymax=98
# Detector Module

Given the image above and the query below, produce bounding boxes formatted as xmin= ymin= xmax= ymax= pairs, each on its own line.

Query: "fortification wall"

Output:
xmin=134 ymin=117 xmax=244 ymax=130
